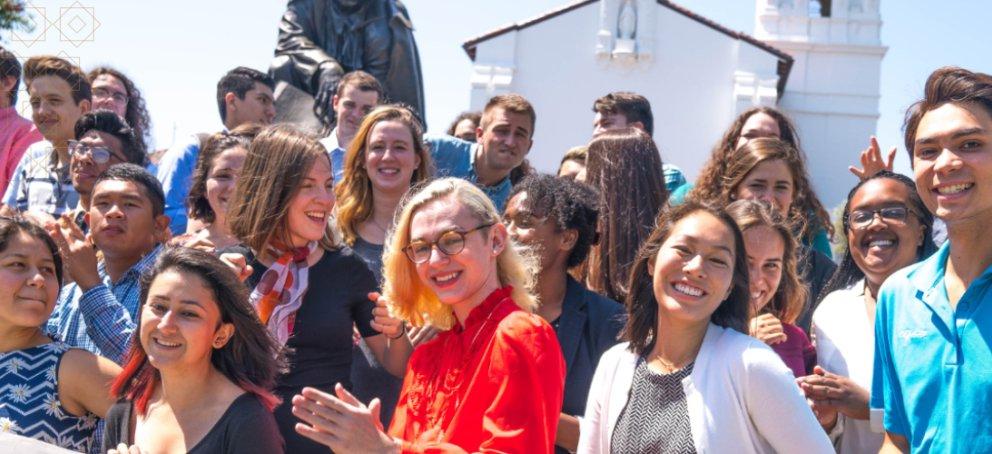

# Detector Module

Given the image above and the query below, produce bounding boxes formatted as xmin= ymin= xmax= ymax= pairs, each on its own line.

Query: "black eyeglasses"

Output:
xmin=68 ymin=140 xmax=125 ymax=164
xmin=404 ymin=222 xmax=495 ymax=263
xmin=847 ymin=206 xmax=913 ymax=229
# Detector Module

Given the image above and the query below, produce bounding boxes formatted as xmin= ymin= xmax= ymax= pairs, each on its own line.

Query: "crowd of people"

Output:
xmin=0 ymin=42 xmax=989 ymax=454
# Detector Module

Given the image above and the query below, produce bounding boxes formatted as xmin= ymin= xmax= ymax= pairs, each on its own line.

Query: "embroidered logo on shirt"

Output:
xmin=897 ymin=329 xmax=928 ymax=342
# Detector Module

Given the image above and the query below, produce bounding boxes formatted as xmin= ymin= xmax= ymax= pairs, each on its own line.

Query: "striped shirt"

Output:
xmin=1 ymin=141 xmax=78 ymax=216
xmin=46 ymin=245 xmax=162 ymax=364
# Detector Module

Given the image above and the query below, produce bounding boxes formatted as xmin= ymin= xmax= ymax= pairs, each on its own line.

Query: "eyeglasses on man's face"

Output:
xmin=93 ymin=87 xmax=128 ymax=104
xmin=404 ymin=222 xmax=495 ymax=264
xmin=68 ymin=140 xmax=125 ymax=164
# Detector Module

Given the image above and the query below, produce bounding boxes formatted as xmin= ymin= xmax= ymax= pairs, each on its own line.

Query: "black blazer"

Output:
xmin=557 ymin=277 xmax=626 ymax=419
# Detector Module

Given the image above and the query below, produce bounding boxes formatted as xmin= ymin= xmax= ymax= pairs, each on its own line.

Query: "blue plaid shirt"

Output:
xmin=46 ymin=245 xmax=162 ymax=364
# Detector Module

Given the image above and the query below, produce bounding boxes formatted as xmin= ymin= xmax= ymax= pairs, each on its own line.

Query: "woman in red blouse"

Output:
xmin=290 ymin=177 xmax=566 ymax=453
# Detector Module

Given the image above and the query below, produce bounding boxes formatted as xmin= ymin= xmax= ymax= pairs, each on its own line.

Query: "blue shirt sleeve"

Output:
xmin=425 ymin=134 xmax=473 ymax=178
xmin=78 ymin=284 xmax=136 ymax=364
xmin=156 ymin=138 xmax=200 ymax=235
xmin=871 ymin=285 xmax=910 ymax=437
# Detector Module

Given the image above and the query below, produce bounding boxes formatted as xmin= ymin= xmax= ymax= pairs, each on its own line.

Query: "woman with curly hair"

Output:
xmin=88 ymin=67 xmax=152 ymax=156
xmin=694 ymin=137 xmax=836 ymax=333
xmin=674 ymin=106 xmax=834 ymax=258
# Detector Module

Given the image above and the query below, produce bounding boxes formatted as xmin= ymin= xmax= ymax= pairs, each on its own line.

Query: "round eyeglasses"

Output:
xmin=404 ymin=222 xmax=495 ymax=263
xmin=68 ymin=140 xmax=124 ymax=164
xmin=847 ymin=205 xmax=913 ymax=229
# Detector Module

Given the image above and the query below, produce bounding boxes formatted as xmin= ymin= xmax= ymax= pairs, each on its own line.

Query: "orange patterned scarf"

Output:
xmin=249 ymin=241 xmax=317 ymax=345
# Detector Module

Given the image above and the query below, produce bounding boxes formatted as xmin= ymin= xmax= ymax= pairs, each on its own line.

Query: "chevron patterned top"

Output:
xmin=0 ymin=341 xmax=98 ymax=453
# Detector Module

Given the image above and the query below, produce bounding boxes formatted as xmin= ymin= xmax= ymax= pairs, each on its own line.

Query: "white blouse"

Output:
xmin=813 ymin=279 xmax=884 ymax=453
xmin=578 ymin=323 xmax=832 ymax=454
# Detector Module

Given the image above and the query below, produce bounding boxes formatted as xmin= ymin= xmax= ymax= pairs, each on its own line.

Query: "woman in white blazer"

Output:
xmin=578 ymin=201 xmax=832 ymax=453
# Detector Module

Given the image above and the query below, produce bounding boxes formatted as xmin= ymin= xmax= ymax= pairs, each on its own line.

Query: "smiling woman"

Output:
xmin=289 ymin=178 xmax=565 ymax=453
xmin=223 ymin=123 xmax=414 ymax=453
xmin=579 ymin=201 xmax=833 ymax=453
xmin=103 ymin=247 xmax=284 ymax=453
xmin=802 ymin=171 xmax=936 ymax=453
xmin=0 ymin=216 xmax=120 ymax=453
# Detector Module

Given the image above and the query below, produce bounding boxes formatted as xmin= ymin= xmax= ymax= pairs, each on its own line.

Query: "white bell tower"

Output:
xmin=754 ymin=0 xmax=887 ymax=206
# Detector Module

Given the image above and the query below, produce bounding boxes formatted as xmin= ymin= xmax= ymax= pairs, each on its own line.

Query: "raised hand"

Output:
xmin=291 ymin=384 xmax=398 ymax=452
xmin=849 ymin=136 xmax=896 ymax=180
xmin=369 ymin=292 xmax=405 ymax=339
xmin=749 ymin=313 xmax=787 ymax=345
xmin=46 ymin=214 xmax=101 ymax=290
xmin=218 ymin=252 xmax=253 ymax=282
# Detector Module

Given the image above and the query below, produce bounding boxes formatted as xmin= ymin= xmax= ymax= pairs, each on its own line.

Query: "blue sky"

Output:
xmin=4 ymin=0 xmax=989 ymax=175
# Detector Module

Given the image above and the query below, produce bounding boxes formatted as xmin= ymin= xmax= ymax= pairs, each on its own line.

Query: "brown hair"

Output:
xmin=593 ymin=91 xmax=654 ymax=137
xmin=335 ymin=70 xmax=383 ymax=98
xmin=228 ymin=124 xmax=334 ymax=252
xmin=903 ymin=66 xmax=992 ymax=158
xmin=0 ymin=46 xmax=21 ymax=105
xmin=23 ymin=56 xmax=91 ymax=104
xmin=112 ymin=247 xmax=284 ymax=414
xmin=335 ymin=105 xmax=431 ymax=245
xmin=446 ymin=111 xmax=481 ymax=136
xmin=88 ymin=67 xmax=152 ymax=155
xmin=187 ymin=124 xmax=262 ymax=224
xmin=691 ymin=107 xmax=801 ymax=200
xmin=479 ymin=93 xmax=536 ymax=135
xmin=709 ymin=137 xmax=830 ymax=245
xmin=560 ymin=145 xmax=588 ymax=167
xmin=622 ymin=201 xmax=751 ymax=355
xmin=725 ymin=199 xmax=805 ymax=324
xmin=0 ymin=215 xmax=64 ymax=287
xmin=584 ymin=128 xmax=668 ymax=302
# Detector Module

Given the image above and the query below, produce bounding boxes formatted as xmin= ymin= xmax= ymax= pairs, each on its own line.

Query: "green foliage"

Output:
xmin=0 ymin=0 xmax=33 ymax=36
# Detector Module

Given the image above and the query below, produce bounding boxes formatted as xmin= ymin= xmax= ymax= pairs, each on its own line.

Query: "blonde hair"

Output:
xmin=382 ymin=178 xmax=538 ymax=330
xmin=335 ymin=105 xmax=431 ymax=245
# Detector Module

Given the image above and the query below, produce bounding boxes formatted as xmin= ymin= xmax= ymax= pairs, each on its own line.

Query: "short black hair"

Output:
xmin=216 ymin=67 xmax=274 ymax=122
xmin=593 ymin=91 xmax=654 ymax=137
xmin=74 ymin=109 xmax=145 ymax=166
xmin=93 ymin=164 xmax=166 ymax=217
xmin=508 ymin=174 xmax=601 ymax=267
xmin=0 ymin=45 xmax=21 ymax=105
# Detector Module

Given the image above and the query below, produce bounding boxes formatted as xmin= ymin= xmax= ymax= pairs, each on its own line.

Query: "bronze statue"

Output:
xmin=270 ymin=0 xmax=426 ymax=129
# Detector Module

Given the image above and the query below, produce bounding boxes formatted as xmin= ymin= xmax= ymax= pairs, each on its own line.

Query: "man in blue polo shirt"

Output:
xmin=871 ymin=66 xmax=992 ymax=453
xmin=429 ymin=93 xmax=535 ymax=212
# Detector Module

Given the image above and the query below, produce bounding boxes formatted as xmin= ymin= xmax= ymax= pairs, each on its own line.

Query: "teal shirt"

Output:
xmin=871 ymin=242 xmax=992 ymax=453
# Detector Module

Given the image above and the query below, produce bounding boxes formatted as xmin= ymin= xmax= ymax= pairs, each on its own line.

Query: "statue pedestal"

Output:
xmin=273 ymin=81 xmax=323 ymax=135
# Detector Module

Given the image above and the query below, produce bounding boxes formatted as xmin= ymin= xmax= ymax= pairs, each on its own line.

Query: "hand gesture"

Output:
xmin=313 ymin=63 xmax=343 ymax=127
xmin=108 ymin=443 xmax=144 ymax=454
xmin=46 ymin=215 xmax=101 ymax=291
xmin=798 ymin=365 xmax=870 ymax=420
xmin=849 ymin=136 xmax=896 ymax=180
xmin=369 ymin=292 xmax=405 ymax=339
xmin=219 ymin=252 xmax=253 ymax=282
xmin=292 ymin=384 xmax=398 ymax=452
xmin=749 ymin=313 xmax=787 ymax=345
xmin=408 ymin=324 xmax=440 ymax=348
